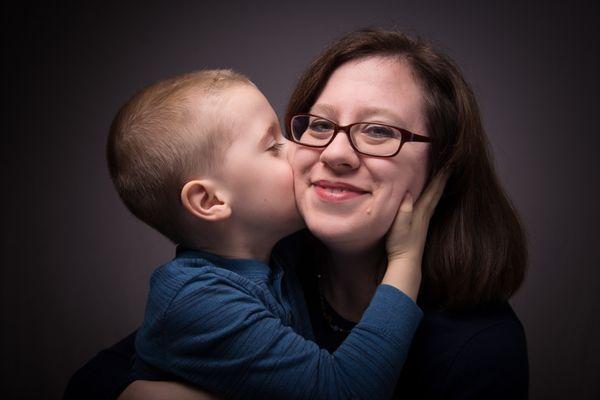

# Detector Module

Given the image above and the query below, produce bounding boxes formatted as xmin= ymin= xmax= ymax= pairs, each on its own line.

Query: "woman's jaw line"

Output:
xmin=305 ymin=217 xmax=385 ymax=256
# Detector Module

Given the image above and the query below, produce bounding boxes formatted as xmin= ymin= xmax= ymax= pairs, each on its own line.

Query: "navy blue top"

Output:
xmin=300 ymin=269 xmax=529 ymax=399
xmin=133 ymin=246 xmax=422 ymax=399
xmin=64 ymin=231 xmax=528 ymax=399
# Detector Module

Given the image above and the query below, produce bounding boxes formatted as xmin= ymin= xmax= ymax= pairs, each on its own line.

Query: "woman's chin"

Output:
xmin=304 ymin=215 xmax=385 ymax=254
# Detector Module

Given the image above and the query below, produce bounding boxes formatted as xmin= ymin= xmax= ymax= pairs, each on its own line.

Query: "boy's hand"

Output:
xmin=386 ymin=170 xmax=449 ymax=263
xmin=382 ymin=170 xmax=449 ymax=300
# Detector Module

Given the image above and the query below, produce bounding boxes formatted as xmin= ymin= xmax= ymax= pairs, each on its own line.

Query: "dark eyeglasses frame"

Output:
xmin=287 ymin=113 xmax=432 ymax=157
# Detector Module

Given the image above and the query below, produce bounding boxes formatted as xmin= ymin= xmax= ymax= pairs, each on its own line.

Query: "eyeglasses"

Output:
xmin=287 ymin=114 xmax=432 ymax=157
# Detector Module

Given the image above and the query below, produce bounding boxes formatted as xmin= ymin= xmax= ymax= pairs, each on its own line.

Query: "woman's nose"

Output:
xmin=319 ymin=131 xmax=361 ymax=171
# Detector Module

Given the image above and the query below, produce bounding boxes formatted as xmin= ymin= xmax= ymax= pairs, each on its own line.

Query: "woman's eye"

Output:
xmin=309 ymin=120 xmax=334 ymax=132
xmin=363 ymin=125 xmax=397 ymax=138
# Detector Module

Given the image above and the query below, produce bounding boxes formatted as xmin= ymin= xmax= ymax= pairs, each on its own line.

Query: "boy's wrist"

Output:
xmin=381 ymin=259 xmax=422 ymax=302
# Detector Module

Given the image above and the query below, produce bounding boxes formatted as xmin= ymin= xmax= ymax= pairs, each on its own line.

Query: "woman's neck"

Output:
xmin=322 ymin=243 xmax=386 ymax=322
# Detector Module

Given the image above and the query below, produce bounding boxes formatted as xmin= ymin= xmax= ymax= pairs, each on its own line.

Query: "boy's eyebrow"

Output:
xmin=259 ymin=122 xmax=278 ymax=146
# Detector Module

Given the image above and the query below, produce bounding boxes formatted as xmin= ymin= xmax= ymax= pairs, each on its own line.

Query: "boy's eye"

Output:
xmin=268 ymin=142 xmax=284 ymax=155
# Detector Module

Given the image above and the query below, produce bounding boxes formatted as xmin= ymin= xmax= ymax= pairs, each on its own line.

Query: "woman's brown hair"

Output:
xmin=285 ymin=28 xmax=527 ymax=311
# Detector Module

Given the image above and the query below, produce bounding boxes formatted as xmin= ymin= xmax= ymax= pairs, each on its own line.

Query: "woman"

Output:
xmin=66 ymin=28 xmax=528 ymax=399
xmin=284 ymin=29 xmax=528 ymax=398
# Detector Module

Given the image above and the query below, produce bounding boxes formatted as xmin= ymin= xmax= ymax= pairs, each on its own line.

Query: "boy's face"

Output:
xmin=218 ymin=84 xmax=303 ymax=238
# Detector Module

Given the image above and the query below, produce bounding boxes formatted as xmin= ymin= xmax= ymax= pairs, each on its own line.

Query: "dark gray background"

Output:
xmin=2 ymin=1 xmax=599 ymax=399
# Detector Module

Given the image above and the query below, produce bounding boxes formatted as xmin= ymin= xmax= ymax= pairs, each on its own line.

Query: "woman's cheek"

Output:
xmin=397 ymin=147 xmax=429 ymax=201
xmin=286 ymin=142 xmax=298 ymax=165
xmin=290 ymin=148 xmax=317 ymax=196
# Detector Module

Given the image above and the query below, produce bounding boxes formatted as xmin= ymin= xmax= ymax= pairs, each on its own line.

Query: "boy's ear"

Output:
xmin=180 ymin=180 xmax=232 ymax=222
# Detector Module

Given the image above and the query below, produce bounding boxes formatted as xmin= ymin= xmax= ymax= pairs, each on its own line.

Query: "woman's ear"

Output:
xmin=180 ymin=180 xmax=232 ymax=222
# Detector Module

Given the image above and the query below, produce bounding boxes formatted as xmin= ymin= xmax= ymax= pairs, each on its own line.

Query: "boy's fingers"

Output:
xmin=416 ymin=170 xmax=450 ymax=217
xmin=399 ymin=191 xmax=413 ymax=213
xmin=429 ymin=170 xmax=449 ymax=204
xmin=391 ymin=192 xmax=413 ymax=230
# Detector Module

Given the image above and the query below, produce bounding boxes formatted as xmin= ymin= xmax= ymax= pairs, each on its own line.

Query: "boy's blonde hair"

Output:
xmin=107 ymin=69 xmax=251 ymax=243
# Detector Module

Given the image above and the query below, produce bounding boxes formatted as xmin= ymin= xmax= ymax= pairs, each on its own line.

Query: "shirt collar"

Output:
xmin=175 ymin=245 xmax=275 ymax=279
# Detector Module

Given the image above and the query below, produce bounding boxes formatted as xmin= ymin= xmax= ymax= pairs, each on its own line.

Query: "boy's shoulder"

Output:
xmin=152 ymin=247 xmax=274 ymax=290
xmin=147 ymin=247 xmax=283 ymax=312
xmin=140 ymin=248 xmax=292 ymax=340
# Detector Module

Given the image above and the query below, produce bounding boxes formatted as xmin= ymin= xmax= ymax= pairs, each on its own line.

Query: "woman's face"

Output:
xmin=289 ymin=56 xmax=430 ymax=252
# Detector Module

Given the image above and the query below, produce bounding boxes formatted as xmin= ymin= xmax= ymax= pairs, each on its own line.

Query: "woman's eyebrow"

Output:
xmin=310 ymin=103 xmax=408 ymax=126
xmin=310 ymin=103 xmax=337 ymax=117
xmin=354 ymin=106 xmax=408 ymax=126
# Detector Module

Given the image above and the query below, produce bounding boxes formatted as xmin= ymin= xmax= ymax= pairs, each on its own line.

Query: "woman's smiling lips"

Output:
xmin=312 ymin=180 xmax=370 ymax=202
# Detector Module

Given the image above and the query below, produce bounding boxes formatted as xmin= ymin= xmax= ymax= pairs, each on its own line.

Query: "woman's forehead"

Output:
xmin=311 ymin=57 xmax=425 ymax=127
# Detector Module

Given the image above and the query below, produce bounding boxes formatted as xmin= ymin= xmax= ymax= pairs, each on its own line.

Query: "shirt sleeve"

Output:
xmin=136 ymin=271 xmax=422 ymax=400
xmin=63 ymin=331 xmax=137 ymax=400
xmin=444 ymin=320 xmax=529 ymax=400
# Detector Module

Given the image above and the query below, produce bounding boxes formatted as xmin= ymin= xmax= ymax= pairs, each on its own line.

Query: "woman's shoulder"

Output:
xmin=440 ymin=303 xmax=528 ymax=397
xmin=397 ymin=301 xmax=528 ymax=399
xmin=64 ymin=331 xmax=138 ymax=400
xmin=423 ymin=301 xmax=525 ymax=337
xmin=418 ymin=301 xmax=527 ymax=366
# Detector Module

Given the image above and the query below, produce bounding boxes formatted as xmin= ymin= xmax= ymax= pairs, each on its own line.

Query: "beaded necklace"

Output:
xmin=315 ymin=254 xmax=386 ymax=333
xmin=316 ymin=272 xmax=352 ymax=333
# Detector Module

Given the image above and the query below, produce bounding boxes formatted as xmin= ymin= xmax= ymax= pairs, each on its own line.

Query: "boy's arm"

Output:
xmin=137 ymin=271 xmax=421 ymax=400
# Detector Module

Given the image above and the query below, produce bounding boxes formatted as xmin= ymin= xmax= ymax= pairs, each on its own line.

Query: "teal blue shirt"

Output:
xmin=135 ymin=241 xmax=422 ymax=399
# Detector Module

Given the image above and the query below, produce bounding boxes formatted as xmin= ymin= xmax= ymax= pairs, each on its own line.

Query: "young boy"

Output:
xmin=107 ymin=69 xmax=423 ymax=399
